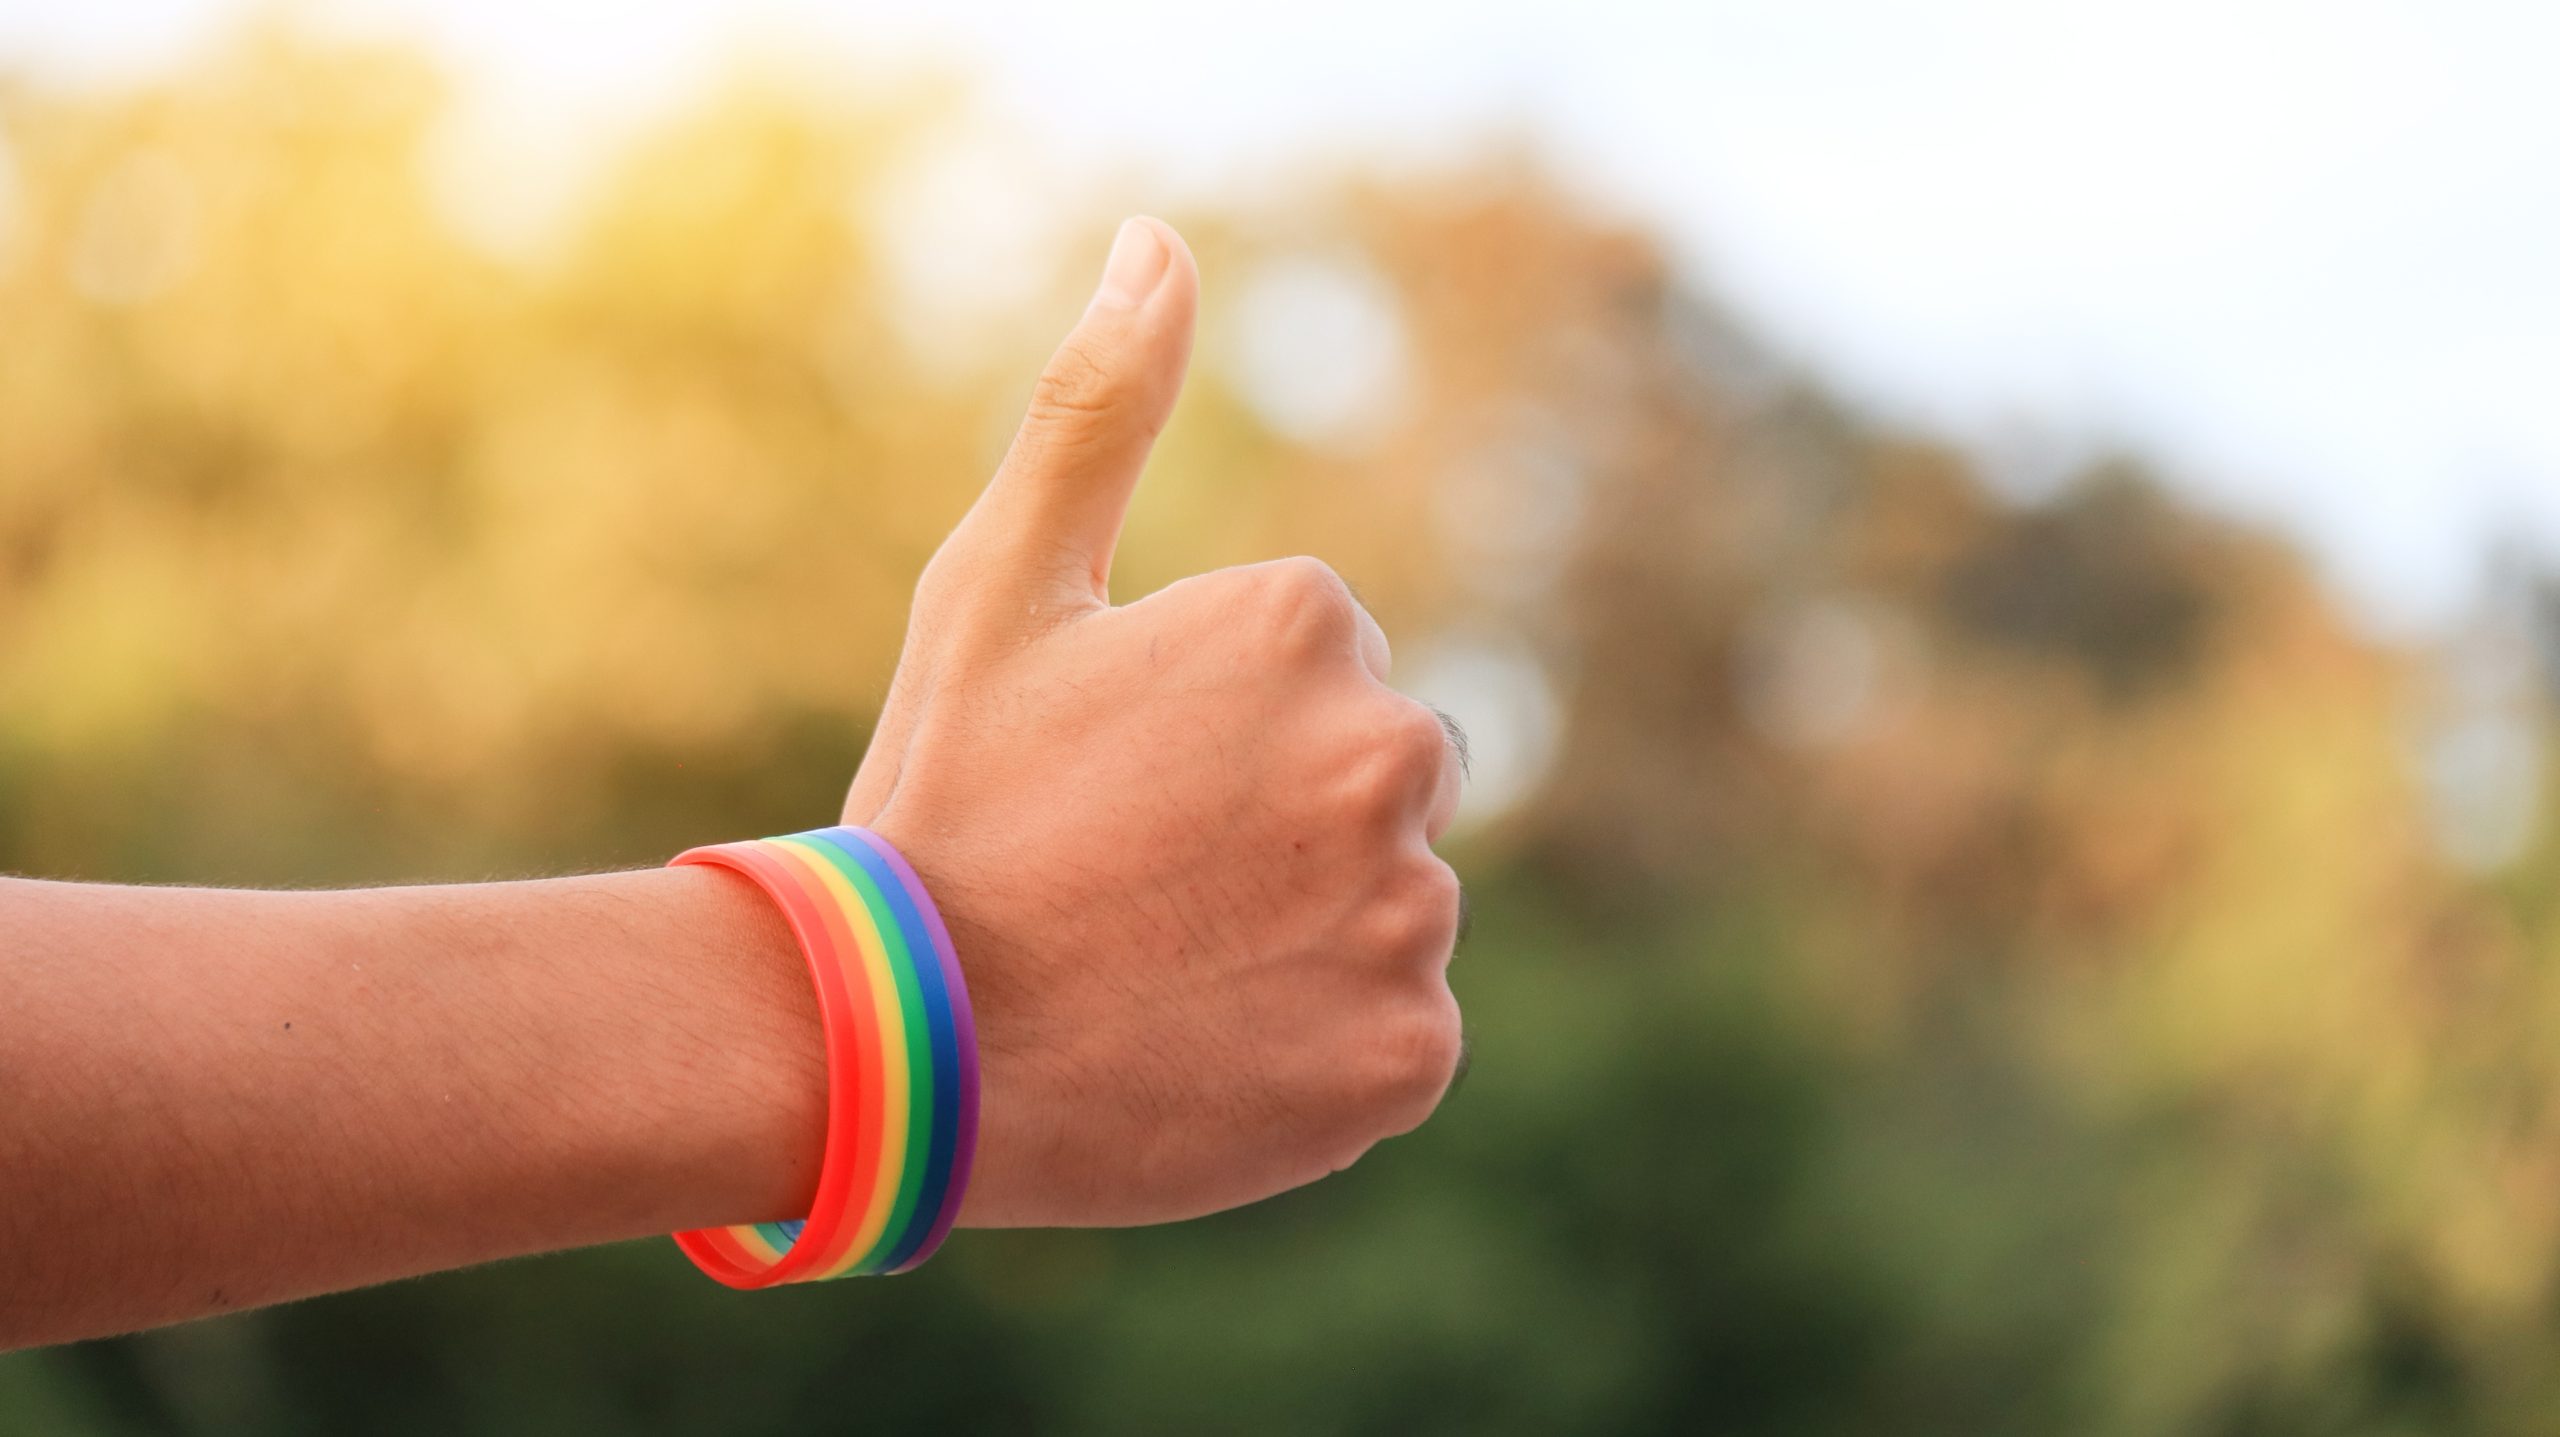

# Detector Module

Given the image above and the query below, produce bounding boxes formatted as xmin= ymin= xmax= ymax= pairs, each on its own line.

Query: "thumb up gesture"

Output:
xmin=849 ymin=218 xmax=1467 ymax=1229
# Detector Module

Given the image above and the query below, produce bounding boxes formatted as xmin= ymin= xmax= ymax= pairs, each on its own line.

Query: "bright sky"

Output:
xmin=6 ymin=0 xmax=2557 ymax=635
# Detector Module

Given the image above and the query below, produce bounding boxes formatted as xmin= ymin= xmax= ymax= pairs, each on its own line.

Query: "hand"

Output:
xmin=846 ymin=217 xmax=1466 ymax=1228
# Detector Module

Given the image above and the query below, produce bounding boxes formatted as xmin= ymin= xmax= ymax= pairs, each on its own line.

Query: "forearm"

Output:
xmin=0 ymin=867 xmax=826 ymax=1349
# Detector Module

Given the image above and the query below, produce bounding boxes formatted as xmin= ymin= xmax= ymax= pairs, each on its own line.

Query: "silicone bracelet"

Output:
xmin=840 ymin=827 xmax=979 ymax=1271
xmin=783 ymin=835 xmax=947 ymax=1270
xmin=666 ymin=826 xmax=976 ymax=1285
xmin=769 ymin=836 xmax=919 ymax=1274
xmin=816 ymin=824 xmax=977 ymax=1272
xmin=669 ymin=841 xmax=878 ymax=1287
xmin=766 ymin=839 xmax=910 ymax=1272
xmin=819 ymin=824 xmax=976 ymax=1271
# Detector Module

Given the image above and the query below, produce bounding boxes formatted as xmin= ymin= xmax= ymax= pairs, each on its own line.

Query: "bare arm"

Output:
xmin=0 ymin=217 xmax=1465 ymax=1351
xmin=0 ymin=868 xmax=825 ymax=1348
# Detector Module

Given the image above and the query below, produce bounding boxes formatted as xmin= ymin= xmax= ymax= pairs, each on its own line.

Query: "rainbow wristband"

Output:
xmin=667 ymin=826 xmax=979 ymax=1285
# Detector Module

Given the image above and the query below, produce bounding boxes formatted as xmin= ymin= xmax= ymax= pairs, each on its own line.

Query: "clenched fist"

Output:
xmin=848 ymin=218 xmax=1468 ymax=1228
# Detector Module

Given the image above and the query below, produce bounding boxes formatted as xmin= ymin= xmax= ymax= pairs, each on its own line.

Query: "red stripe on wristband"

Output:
xmin=668 ymin=839 xmax=887 ymax=1288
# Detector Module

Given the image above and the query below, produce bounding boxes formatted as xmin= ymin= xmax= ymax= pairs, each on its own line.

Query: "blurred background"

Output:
xmin=6 ymin=2 xmax=2560 ymax=1432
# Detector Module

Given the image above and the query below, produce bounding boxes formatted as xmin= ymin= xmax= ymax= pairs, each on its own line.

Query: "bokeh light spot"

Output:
xmin=1227 ymin=253 xmax=1408 ymax=449
xmin=1398 ymin=636 xmax=1561 ymax=828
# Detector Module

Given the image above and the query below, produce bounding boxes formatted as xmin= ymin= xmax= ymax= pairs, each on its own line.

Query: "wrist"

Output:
xmin=612 ymin=865 xmax=828 ymax=1231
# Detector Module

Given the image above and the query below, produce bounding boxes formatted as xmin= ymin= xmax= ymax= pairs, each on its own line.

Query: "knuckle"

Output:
xmin=1409 ymin=859 xmax=1463 ymax=945
xmin=1344 ymin=745 xmax=1410 ymax=820
xmin=1024 ymin=338 xmax=1128 ymax=438
xmin=1368 ymin=991 xmax=1463 ymax=1134
xmin=1267 ymin=553 xmax=1343 ymax=593
xmin=912 ymin=547 xmax=971 ymax=613
xmin=1364 ymin=859 xmax=1461 ymax=960
xmin=1345 ymin=702 xmax=1446 ymax=817
xmin=1387 ymin=700 xmax=1450 ymax=777
xmin=910 ymin=550 xmax=1013 ymax=655
xmin=1323 ymin=1131 xmax=1384 ymax=1178
xmin=1256 ymin=556 xmax=1354 ymax=646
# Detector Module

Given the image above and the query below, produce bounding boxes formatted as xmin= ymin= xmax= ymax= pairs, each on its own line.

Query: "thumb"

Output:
xmin=950 ymin=216 xmax=1197 ymax=613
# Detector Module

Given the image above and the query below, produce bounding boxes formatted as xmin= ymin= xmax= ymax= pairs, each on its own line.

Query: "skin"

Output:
xmin=0 ymin=218 xmax=1465 ymax=1351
